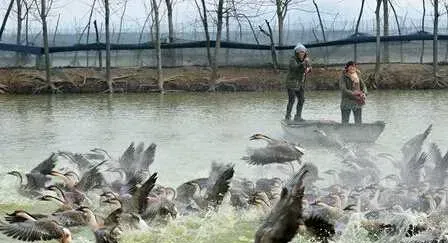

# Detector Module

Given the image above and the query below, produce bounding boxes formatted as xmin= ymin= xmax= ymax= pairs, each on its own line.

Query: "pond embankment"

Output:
xmin=0 ymin=64 xmax=446 ymax=94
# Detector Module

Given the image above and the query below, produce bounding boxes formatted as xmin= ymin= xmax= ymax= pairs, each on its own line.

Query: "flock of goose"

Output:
xmin=1 ymin=124 xmax=448 ymax=243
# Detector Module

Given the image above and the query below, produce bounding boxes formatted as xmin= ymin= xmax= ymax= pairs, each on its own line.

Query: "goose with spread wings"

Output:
xmin=7 ymin=153 xmax=58 ymax=198
xmin=242 ymin=134 xmax=305 ymax=172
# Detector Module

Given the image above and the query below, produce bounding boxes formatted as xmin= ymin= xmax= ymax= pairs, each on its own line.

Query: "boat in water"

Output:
xmin=281 ymin=119 xmax=385 ymax=144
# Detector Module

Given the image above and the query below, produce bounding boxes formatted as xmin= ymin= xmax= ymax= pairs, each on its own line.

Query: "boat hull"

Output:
xmin=281 ymin=119 xmax=385 ymax=144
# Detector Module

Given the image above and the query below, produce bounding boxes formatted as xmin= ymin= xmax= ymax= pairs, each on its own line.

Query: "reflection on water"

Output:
xmin=0 ymin=90 xmax=447 ymax=242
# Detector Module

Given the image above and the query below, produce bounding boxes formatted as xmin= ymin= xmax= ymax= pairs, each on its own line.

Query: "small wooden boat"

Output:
xmin=281 ymin=119 xmax=385 ymax=144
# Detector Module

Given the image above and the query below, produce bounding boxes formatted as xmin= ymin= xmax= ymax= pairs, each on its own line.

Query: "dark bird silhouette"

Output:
xmin=254 ymin=167 xmax=307 ymax=243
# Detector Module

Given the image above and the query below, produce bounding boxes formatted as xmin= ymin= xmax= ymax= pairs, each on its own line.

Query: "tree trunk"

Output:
xmin=354 ymin=0 xmax=366 ymax=62
xmin=445 ymin=3 xmax=448 ymax=62
xmin=0 ymin=0 xmax=15 ymax=41
xmin=86 ymin=0 xmax=97 ymax=67
xmin=93 ymin=20 xmax=102 ymax=69
xmin=313 ymin=0 xmax=327 ymax=65
xmin=137 ymin=12 xmax=151 ymax=66
xmin=210 ymin=0 xmax=224 ymax=91
xmin=421 ymin=0 xmax=426 ymax=64
xmin=40 ymin=0 xmax=56 ymax=91
xmin=275 ymin=0 xmax=285 ymax=46
xmin=277 ymin=15 xmax=283 ymax=46
xmin=375 ymin=0 xmax=382 ymax=81
xmin=260 ymin=20 xmax=278 ymax=72
xmin=389 ymin=0 xmax=402 ymax=62
xmin=52 ymin=14 xmax=60 ymax=46
xmin=225 ymin=3 xmax=230 ymax=65
xmin=383 ymin=0 xmax=389 ymax=63
xmin=152 ymin=0 xmax=163 ymax=92
xmin=116 ymin=0 xmax=127 ymax=44
xmin=24 ymin=1 xmax=29 ymax=45
xmin=16 ymin=0 xmax=22 ymax=65
xmin=433 ymin=0 xmax=438 ymax=82
xmin=165 ymin=0 xmax=174 ymax=43
xmin=195 ymin=0 xmax=212 ymax=66
xmin=104 ymin=0 xmax=113 ymax=93
xmin=242 ymin=14 xmax=259 ymax=45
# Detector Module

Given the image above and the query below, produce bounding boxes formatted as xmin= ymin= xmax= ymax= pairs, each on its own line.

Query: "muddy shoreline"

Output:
xmin=0 ymin=64 xmax=446 ymax=94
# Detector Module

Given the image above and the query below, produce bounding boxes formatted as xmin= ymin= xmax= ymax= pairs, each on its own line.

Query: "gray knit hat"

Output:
xmin=294 ymin=43 xmax=307 ymax=53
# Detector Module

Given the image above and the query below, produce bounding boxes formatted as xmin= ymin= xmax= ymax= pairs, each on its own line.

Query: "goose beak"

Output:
xmin=50 ymin=170 xmax=64 ymax=177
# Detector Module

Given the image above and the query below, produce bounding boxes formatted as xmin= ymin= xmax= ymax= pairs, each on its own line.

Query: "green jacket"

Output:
xmin=339 ymin=71 xmax=367 ymax=110
xmin=285 ymin=56 xmax=311 ymax=89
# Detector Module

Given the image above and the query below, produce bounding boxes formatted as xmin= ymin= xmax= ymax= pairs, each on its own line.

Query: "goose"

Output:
xmin=76 ymin=207 xmax=118 ymax=243
xmin=0 ymin=210 xmax=72 ymax=243
xmin=7 ymin=153 xmax=58 ymax=197
xmin=242 ymin=133 xmax=304 ymax=172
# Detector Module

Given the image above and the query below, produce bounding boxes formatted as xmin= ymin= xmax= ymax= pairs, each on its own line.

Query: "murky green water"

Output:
xmin=0 ymin=90 xmax=447 ymax=242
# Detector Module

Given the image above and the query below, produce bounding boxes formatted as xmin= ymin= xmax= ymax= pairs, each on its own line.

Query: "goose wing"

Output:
xmin=118 ymin=142 xmax=136 ymax=169
xmin=75 ymin=160 xmax=107 ymax=192
xmin=139 ymin=143 xmax=156 ymax=171
xmin=136 ymin=173 xmax=158 ymax=214
xmin=243 ymin=145 xmax=301 ymax=165
xmin=401 ymin=124 xmax=432 ymax=156
xmin=30 ymin=153 xmax=57 ymax=175
xmin=58 ymin=151 xmax=92 ymax=169
xmin=50 ymin=210 xmax=88 ymax=227
xmin=205 ymin=164 xmax=235 ymax=206
xmin=0 ymin=219 xmax=66 ymax=242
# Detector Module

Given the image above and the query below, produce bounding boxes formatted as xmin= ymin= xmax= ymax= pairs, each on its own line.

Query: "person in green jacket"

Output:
xmin=284 ymin=43 xmax=312 ymax=121
xmin=339 ymin=61 xmax=367 ymax=124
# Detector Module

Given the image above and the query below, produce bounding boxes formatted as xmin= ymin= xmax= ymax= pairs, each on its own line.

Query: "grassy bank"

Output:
xmin=0 ymin=64 xmax=446 ymax=94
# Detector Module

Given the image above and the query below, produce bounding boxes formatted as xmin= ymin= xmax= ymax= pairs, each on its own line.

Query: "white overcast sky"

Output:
xmin=0 ymin=0 xmax=441 ymax=35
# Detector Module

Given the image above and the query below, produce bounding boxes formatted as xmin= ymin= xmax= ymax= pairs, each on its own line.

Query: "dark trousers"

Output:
xmin=286 ymin=87 xmax=305 ymax=119
xmin=341 ymin=108 xmax=362 ymax=124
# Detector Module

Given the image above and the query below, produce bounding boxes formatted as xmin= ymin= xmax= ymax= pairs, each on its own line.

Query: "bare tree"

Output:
xmin=383 ymin=0 xmax=389 ymax=63
xmin=209 ymin=0 xmax=225 ymax=91
xmin=240 ymin=14 xmax=260 ymax=44
xmin=445 ymin=3 xmax=448 ymax=61
xmin=86 ymin=0 xmax=96 ymax=67
xmin=375 ymin=0 xmax=382 ymax=81
xmin=354 ymin=0 xmax=365 ymax=62
xmin=116 ymin=0 xmax=128 ymax=44
xmin=34 ymin=0 xmax=57 ymax=92
xmin=432 ymin=0 xmax=439 ymax=84
xmin=312 ymin=0 xmax=327 ymax=65
xmin=52 ymin=13 xmax=60 ymax=45
xmin=272 ymin=0 xmax=305 ymax=46
xmin=137 ymin=10 xmax=151 ymax=66
xmin=151 ymin=0 xmax=163 ymax=92
xmin=93 ymin=20 xmax=102 ymax=69
xmin=104 ymin=0 xmax=113 ymax=93
xmin=389 ymin=0 xmax=402 ymax=62
xmin=23 ymin=0 xmax=31 ymax=45
xmin=165 ymin=0 xmax=174 ymax=42
xmin=194 ymin=0 xmax=212 ymax=66
xmin=115 ymin=0 xmax=128 ymax=64
xmin=260 ymin=20 xmax=278 ymax=71
xmin=16 ymin=0 xmax=23 ymax=65
xmin=0 ymin=0 xmax=15 ymax=41
xmin=421 ymin=0 xmax=426 ymax=64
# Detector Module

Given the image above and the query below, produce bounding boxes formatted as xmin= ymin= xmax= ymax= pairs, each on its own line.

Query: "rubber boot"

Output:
xmin=294 ymin=105 xmax=304 ymax=121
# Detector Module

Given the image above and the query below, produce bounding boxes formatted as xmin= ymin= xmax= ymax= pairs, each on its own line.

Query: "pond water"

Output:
xmin=0 ymin=90 xmax=447 ymax=242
